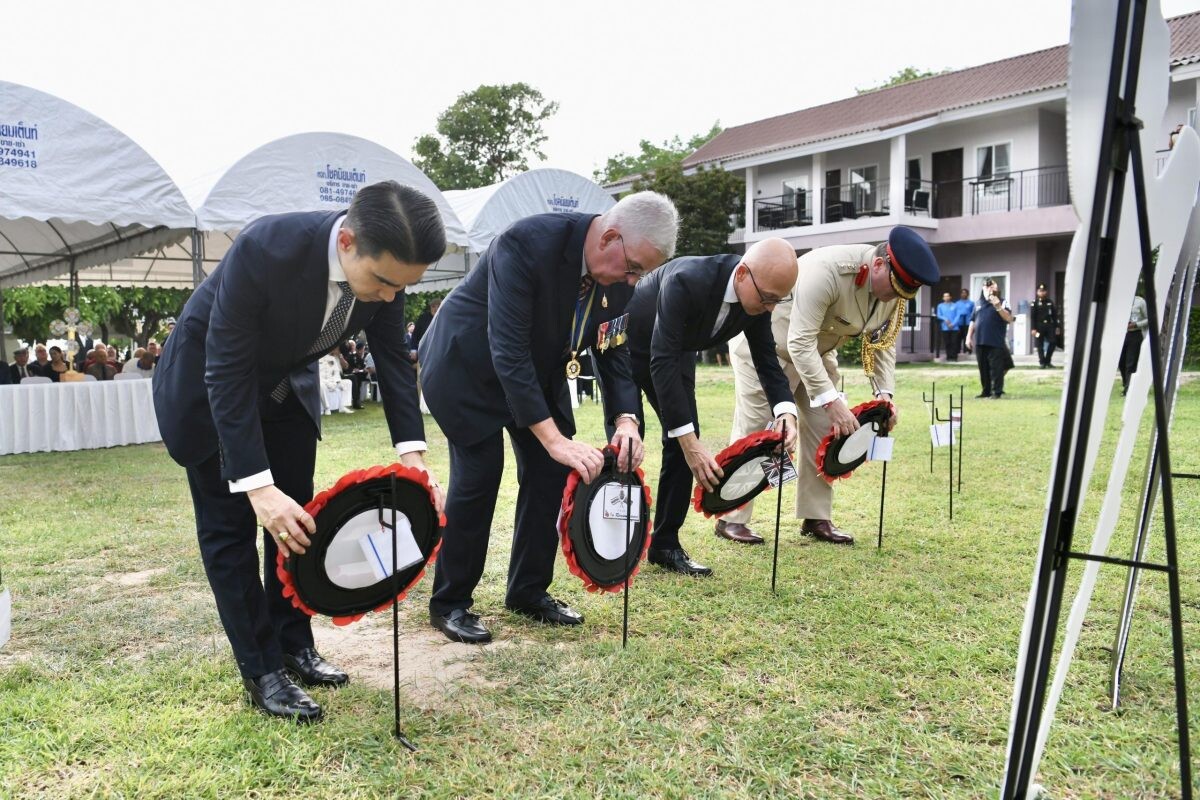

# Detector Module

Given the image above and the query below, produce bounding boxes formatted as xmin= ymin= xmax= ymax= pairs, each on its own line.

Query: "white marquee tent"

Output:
xmin=190 ymin=132 xmax=470 ymax=290
xmin=0 ymin=80 xmax=197 ymax=291
xmin=437 ymin=169 xmax=616 ymax=276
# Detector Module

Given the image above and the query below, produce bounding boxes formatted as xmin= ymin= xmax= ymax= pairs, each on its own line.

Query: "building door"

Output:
xmin=934 ymin=274 xmax=962 ymax=301
xmin=932 ymin=148 xmax=963 ymax=218
xmin=824 ymin=169 xmax=842 ymax=222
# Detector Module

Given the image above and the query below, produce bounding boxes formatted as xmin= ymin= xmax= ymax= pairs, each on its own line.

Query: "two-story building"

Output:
xmin=665 ymin=11 xmax=1200 ymax=360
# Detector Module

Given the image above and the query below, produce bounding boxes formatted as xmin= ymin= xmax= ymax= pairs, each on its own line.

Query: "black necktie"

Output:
xmin=272 ymin=281 xmax=352 ymax=403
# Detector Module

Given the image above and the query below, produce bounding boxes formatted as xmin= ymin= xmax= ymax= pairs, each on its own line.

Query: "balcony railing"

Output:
xmin=753 ymin=194 xmax=814 ymax=231
xmin=751 ymin=165 xmax=1071 ymax=231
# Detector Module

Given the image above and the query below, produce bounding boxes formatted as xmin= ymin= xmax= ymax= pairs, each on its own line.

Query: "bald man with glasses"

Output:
xmin=610 ymin=238 xmax=800 ymax=577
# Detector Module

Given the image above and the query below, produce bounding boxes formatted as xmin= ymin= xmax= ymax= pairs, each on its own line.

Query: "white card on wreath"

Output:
xmin=867 ymin=436 xmax=895 ymax=462
xmin=360 ymin=515 xmax=424 ymax=583
xmin=600 ymin=483 xmax=642 ymax=522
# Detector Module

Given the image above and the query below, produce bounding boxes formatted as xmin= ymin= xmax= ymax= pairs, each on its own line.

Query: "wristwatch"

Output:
xmin=614 ymin=413 xmax=640 ymax=427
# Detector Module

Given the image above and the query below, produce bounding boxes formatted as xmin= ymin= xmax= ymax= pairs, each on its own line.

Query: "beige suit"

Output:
xmin=726 ymin=244 xmax=901 ymax=523
xmin=787 ymin=244 xmax=900 ymax=519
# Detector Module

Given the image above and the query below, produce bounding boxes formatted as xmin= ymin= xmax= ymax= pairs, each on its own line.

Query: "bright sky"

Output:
xmin=8 ymin=0 xmax=1200 ymax=198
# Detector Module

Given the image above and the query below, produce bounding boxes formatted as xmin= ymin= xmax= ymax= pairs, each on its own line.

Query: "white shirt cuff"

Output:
xmin=809 ymin=388 xmax=841 ymax=408
xmin=394 ymin=440 xmax=427 ymax=457
xmin=666 ymin=423 xmax=695 ymax=438
xmin=772 ymin=402 xmax=798 ymax=418
xmin=228 ymin=469 xmax=274 ymax=493
xmin=874 ymin=389 xmax=895 ymax=398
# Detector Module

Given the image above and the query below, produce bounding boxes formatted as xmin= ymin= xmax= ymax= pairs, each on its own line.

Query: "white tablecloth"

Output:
xmin=0 ymin=379 xmax=162 ymax=455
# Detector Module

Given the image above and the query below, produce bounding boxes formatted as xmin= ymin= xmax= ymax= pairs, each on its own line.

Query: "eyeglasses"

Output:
xmin=744 ymin=265 xmax=792 ymax=305
xmin=617 ymin=235 xmax=647 ymax=279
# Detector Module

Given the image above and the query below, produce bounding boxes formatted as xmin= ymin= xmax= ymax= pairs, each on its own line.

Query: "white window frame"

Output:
xmin=900 ymin=286 xmax=925 ymax=332
xmin=975 ymin=141 xmax=1013 ymax=195
xmin=850 ymin=163 xmax=880 ymax=213
xmin=968 ymin=271 xmax=1012 ymax=307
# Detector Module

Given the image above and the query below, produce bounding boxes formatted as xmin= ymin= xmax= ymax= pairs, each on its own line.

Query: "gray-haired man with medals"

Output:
xmin=419 ymin=192 xmax=679 ymax=644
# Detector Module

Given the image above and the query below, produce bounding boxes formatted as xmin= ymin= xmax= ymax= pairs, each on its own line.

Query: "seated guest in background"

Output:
xmin=124 ymin=347 xmax=146 ymax=373
xmin=125 ymin=348 xmax=156 ymax=378
xmin=86 ymin=346 xmax=116 ymax=381
xmin=108 ymin=345 xmax=123 ymax=374
xmin=29 ymin=344 xmax=52 ymax=377
xmin=318 ymin=347 xmax=355 ymax=414
xmin=47 ymin=346 xmax=68 ymax=382
xmin=147 ymin=339 xmax=160 ymax=363
xmin=9 ymin=347 xmax=34 ymax=382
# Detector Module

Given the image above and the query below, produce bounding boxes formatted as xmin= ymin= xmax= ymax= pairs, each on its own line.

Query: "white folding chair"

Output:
xmin=114 ymin=372 xmax=143 ymax=381
xmin=81 ymin=375 xmax=98 ymax=382
xmin=19 ymin=376 xmax=51 ymax=385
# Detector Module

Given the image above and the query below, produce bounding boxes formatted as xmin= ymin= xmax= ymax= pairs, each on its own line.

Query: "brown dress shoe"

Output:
xmin=714 ymin=519 xmax=765 ymax=545
xmin=800 ymin=519 xmax=854 ymax=545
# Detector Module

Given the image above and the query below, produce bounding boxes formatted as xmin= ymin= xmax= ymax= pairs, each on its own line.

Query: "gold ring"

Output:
xmin=278 ymin=531 xmax=289 ymax=542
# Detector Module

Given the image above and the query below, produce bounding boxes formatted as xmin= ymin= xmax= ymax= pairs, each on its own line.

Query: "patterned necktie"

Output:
xmin=271 ymin=281 xmax=353 ymax=403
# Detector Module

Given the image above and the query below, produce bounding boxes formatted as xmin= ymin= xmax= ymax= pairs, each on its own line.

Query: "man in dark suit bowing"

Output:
xmin=153 ymin=181 xmax=447 ymax=723
xmin=619 ymin=237 xmax=800 ymax=576
xmin=419 ymin=191 xmax=679 ymax=644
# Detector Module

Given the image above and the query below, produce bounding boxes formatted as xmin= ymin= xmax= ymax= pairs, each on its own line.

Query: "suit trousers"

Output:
xmin=976 ymin=344 xmax=1008 ymax=396
xmin=941 ymin=329 xmax=960 ymax=361
xmin=184 ymin=391 xmax=317 ymax=680
xmin=430 ymin=424 xmax=570 ymax=615
xmin=1120 ymin=329 xmax=1143 ymax=390
xmin=1035 ymin=329 xmax=1057 ymax=366
xmin=631 ymin=358 xmax=698 ymax=552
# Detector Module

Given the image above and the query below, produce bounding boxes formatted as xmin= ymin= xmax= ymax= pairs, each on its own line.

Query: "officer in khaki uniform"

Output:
xmin=784 ymin=227 xmax=940 ymax=544
xmin=717 ymin=301 xmax=801 ymax=544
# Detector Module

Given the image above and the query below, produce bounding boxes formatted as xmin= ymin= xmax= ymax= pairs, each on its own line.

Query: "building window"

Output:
xmin=906 ymin=158 xmax=922 ymax=192
xmin=976 ymin=143 xmax=1011 ymax=194
xmin=1189 ymin=107 xmax=1197 ymax=128
xmin=850 ymin=164 xmax=878 ymax=214
xmin=782 ymin=176 xmax=809 ymax=222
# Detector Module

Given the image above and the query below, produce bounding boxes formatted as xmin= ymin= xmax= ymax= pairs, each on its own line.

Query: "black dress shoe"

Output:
xmin=507 ymin=595 xmax=584 ymax=625
xmin=283 ymin=648 xmax=349 ymax=688
xmin=975 ymin=393 xmax=992 ymax=399
xmin=648 ymin=547 xmax=713 ymax=576
xmin=243 ymin=669 xmax=323 ymax=723
xmin=431 ymin=608 xmax=492 ymax=644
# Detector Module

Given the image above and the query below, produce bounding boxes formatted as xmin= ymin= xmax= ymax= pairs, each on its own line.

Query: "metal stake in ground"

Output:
xmin=935 ymin=402 xmax=955 ymax=521
xmin=622 ymin=436 xmax=634 ymax=648
xmin=877 ymin=421 xmax=891 ymax=549
xmin=958 ymin=385 xmax=965 ymax=494
xmin=771 ymin=418 xmax=786 ymax=594
xmin=380 ymin=474 xmax=417 ymax=751
xmin=923 ymin=381 xmax=937 ymax=473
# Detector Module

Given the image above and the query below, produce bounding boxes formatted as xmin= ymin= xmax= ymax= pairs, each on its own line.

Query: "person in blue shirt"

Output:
xmin=936 ymin=291 xmax=961 ymax=361
xmin=954 ymin=288 xmax=975 ymax=348
xmin=965 ymin=279 xmax=1015 ymax=398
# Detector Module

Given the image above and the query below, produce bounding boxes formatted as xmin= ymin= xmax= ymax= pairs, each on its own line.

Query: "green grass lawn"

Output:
xmin=1 ymin=364 xmax=1198 ymax=798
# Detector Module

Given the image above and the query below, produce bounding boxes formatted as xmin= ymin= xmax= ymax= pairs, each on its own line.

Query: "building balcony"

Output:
xmin=749 ymin=166 xmax=1071 ymax=236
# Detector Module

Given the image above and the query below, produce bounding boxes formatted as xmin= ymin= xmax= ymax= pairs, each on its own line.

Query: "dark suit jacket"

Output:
xmin=410 ymin=308 xmax=434 ymax=357
xmin=418 ymin=212 xmax=639 ymax=447
xmin=8 ymin=363 xmax=32 ymax=383
xmin=625 ymin=254 xmax=793 ymax=432
xmin=153 ymin=211 xmax=422 ymax=481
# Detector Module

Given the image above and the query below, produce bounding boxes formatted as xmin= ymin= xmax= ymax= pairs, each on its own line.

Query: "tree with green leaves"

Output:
xmin=413 ymin=83 xmax=559 ymax=190
xmin=856 ymin=66 xmax=945 ymax=95
xmin=594 ymin=123 xmax=722 ymax=185
xmin=632 ymin=162 xmax=743 ymax=257
xmin=2 ymin=285 xmax=191 ymax=346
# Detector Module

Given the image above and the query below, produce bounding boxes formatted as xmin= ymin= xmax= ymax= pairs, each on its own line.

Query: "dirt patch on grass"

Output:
xmin=102 ymin=568 xmax=167 ymax=587
xmin=313 ymin=611 xmax=510 ymax=710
